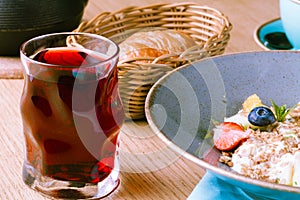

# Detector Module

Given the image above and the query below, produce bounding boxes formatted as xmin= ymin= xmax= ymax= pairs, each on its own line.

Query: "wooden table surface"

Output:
xmin=0 ymin=0 xmax=279 ymax=199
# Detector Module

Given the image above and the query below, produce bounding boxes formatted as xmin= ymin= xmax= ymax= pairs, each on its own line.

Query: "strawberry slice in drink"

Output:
xmin=213 ymin=122 xmax=250 ymax=151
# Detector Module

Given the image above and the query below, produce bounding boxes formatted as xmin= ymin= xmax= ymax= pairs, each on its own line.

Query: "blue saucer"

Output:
xmin=255 ymin=18 xmax=297 ymax=50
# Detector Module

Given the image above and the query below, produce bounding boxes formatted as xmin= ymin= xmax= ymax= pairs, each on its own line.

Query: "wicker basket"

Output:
xmin=73 ymin=2 xmax=232 ymax=119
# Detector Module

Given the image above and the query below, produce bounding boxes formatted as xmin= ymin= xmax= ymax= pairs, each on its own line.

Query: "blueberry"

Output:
xmin=248 ymin=106 xmax=276 ymax=126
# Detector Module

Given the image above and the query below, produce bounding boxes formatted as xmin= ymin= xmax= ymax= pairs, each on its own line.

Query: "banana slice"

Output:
xmin=224 ymin=111 xmax=251 ymax=129
xmin=242 ymin=94 xmax=263 ymax=113
xmin=292 ymin=151 xmax=300 ymax=187
xmin=269 ymin=153 xmax=294 ymax=185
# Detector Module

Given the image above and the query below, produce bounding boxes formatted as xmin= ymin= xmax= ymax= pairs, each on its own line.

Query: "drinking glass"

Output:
xmin=20 ymin=32 xmax=124 ymax=199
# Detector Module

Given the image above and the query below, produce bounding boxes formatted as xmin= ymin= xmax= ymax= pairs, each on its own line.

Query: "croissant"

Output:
xmin=119 ymin=29 xmax=197 ymax=62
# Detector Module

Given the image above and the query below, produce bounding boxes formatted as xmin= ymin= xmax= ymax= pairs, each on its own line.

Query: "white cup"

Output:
xmin=280 ymin=0 xmax=300 ymax=49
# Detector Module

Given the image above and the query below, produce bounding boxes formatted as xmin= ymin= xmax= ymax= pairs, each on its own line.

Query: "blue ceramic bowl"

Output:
xmin=145 ymin=51 xmax=300 ymax=199
xmin=280 ymin=0 xmax=300 ymax=49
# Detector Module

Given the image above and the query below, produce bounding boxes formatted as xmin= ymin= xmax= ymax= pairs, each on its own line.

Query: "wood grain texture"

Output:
xmin=0 ymin=0 xmax=279 ymax=199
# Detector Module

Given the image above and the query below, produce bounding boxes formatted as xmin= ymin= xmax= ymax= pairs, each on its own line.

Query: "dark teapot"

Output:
xmin=0 ymin=0 xmax=88 ymax=56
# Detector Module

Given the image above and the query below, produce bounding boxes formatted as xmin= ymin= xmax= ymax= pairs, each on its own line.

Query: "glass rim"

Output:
xmin=19 ymin=32 xmax=120 ymax=69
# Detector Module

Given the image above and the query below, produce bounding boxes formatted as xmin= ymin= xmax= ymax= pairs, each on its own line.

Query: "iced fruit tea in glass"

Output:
xmin=20 ymin=32 xmax=124 ymax=199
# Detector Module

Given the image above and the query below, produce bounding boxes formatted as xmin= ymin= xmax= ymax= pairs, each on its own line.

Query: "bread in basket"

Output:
xmin=72 ymin=2 xmax=232 ymax=119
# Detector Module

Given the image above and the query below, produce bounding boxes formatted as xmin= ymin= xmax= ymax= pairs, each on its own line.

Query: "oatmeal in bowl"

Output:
xmin=214 ymin=94 xmax=300 ymax=187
